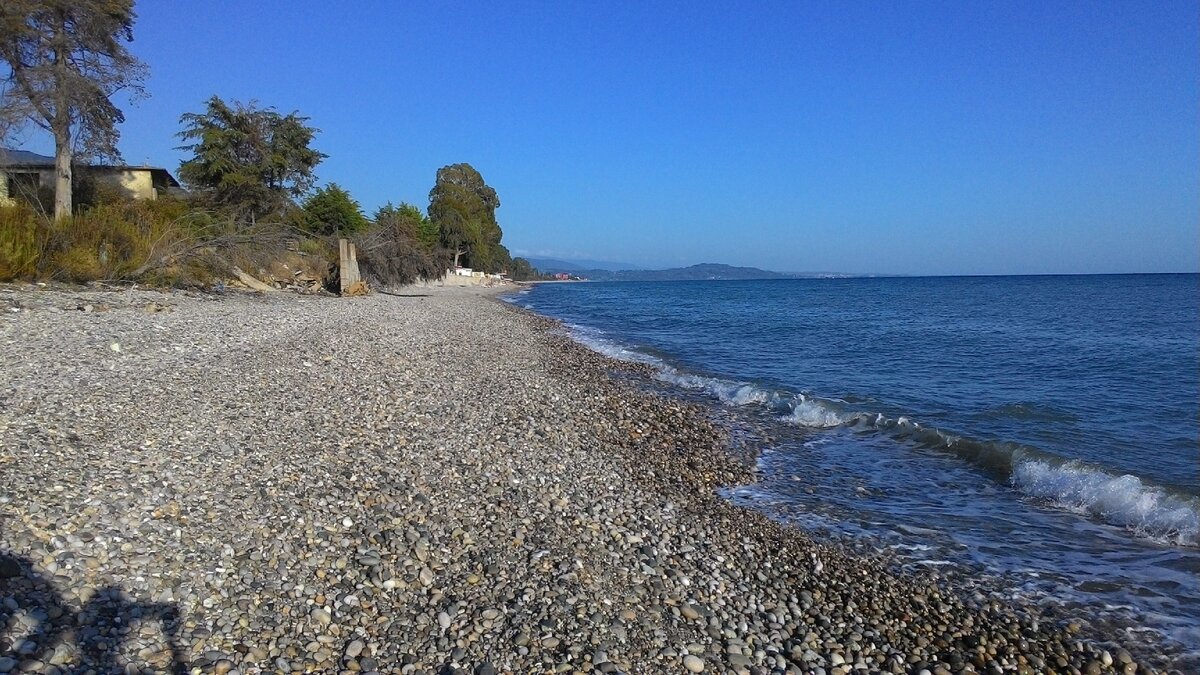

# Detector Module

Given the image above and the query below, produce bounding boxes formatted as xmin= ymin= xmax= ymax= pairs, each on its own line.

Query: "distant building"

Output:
xmin=0 ymin=149 xmax=181 ymax=205
xmin=555 ymin=272 xmax=570 ymax=280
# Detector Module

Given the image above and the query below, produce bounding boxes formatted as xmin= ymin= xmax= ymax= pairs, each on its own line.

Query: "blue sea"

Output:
xmin=507 ymin=274 xmax=1200 ymax=659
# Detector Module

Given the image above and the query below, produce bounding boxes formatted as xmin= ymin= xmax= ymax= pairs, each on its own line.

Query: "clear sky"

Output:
xmin=12 ymin=1 xmax=1199 ymax=274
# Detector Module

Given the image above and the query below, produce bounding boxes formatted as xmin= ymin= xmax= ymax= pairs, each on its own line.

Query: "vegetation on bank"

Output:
xmin=0 ymin=2 xmax=548 ymax=288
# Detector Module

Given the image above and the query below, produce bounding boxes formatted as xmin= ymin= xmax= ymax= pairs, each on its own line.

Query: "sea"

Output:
xmin=505 ymin=274 xmax=1200 ymax=661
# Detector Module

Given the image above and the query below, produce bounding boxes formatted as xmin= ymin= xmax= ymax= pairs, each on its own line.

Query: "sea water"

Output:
xmin=509 ymin=274 xmax=1200 ymax=659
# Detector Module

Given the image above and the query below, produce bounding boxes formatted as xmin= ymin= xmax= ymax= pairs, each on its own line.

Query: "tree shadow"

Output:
xmin=0 ymin=551 xmax=188 ymax=673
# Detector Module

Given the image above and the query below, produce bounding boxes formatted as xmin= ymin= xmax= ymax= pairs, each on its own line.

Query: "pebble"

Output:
xmin=0 ymin=287 xmax=1178 ymax=674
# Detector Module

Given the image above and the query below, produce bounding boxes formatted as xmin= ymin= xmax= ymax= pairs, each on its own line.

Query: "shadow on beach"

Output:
xmin=0 ymin=551 xmax=187 ymax=673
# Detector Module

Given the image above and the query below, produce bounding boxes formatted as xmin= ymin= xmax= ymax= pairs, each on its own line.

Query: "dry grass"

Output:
xmin=0 ymin=203 xmax=40 ymax=280
xmin=0 ymin=198 xmax=323 ymax=287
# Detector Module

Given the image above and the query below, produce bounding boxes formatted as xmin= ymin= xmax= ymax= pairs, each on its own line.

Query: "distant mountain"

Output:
xmin=523 ymin=257 xmax=644 ymax=273
xmin=576 ymin=263 xmax=794 ymax=282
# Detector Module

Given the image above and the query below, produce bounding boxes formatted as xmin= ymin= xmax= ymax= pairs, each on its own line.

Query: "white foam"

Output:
xmin=654 ymin=368 xmax=771 ymax=406
xmin=565 ymin=325 xmax=663 ymax=367
xmin=781 ymin=397 xmax=848 ymax=428
xmin=1013 ymin=460 xmax=1200 ymax=546
xmin=559 ymin=319 xmax=1200 ymax=552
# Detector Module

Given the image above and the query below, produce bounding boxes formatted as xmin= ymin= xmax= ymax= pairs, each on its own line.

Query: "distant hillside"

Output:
xmin=524 ymin=257 xmax=643 ymax=273
xmin=578 ymin=263 xmax=793 ymax=282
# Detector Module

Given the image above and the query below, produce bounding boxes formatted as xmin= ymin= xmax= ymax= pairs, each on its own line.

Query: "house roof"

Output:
xmin=0 ymin=148 xmax=181 ymax=187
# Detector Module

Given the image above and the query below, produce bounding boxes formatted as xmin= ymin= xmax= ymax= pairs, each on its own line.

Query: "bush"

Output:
xmin=0 ymin=204 xmax=41 ymax=280
xmin=2 ymin=192 xmax=355 ymax=288
xmin=353 ymin=225 xmax=447 ymax=288
xmin=39 ymin=203 xmax=160 ymax=281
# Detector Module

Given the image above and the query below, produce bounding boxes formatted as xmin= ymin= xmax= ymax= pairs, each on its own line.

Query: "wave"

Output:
xmin=563 ymin=324 xmax=664 ymax=367
xmin=559 ymin=323 xmax=1200 ymax=546
xmin=1014 ymin=461 xmax=1199 ymax=546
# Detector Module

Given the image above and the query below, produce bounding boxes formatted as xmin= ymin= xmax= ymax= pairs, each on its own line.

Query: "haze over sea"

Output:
xmin=509 ymin=273 xmax=1200 ymax=659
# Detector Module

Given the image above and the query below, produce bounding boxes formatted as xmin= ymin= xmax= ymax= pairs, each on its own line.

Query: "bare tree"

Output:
xmin=0 ymin=0 xmax=147 ymax=219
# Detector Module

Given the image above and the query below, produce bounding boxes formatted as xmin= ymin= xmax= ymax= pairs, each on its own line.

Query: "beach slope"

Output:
xmin=0 ymin=287 xmax=1164 ymax=673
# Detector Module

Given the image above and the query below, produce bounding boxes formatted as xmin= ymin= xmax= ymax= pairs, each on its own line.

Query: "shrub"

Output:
xmin=353 ymin=224 xmax=447 ymax=288
xmin=0 ymin=204 xmax=41 ymax=280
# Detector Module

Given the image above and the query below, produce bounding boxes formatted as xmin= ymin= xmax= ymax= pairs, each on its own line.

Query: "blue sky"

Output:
xmin=12 ymin=1 xmax=1198 ymax=274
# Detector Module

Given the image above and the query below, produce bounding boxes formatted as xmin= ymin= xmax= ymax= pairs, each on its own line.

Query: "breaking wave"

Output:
xmin=1013 ymin=461 xmax=1199 ymax=546
xmin=560 ymin=322 xmax=1200 ymax=547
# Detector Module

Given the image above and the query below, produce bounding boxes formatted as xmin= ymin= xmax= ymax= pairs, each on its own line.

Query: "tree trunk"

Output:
xmin=453 ymin=248 xmax=463 ymax=269
xmin=54 ymin=135 xmax=72 ymax=220
xmin=52 ymin=11 xmax=72 ymax=221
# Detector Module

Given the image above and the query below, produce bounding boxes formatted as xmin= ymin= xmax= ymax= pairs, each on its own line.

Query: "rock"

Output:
xmin=683 ymin=654 xmax=705 ymax=672
xmin=345 ymin=640 xmax=365 ymax=658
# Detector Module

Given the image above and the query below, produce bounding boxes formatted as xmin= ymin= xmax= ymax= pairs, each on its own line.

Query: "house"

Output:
xmin=0 ymin=149 xmax=181 ymax=205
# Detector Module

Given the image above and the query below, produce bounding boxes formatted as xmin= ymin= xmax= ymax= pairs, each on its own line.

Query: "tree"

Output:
xmin=509 ymin=257 xmax=539 ymax=281
xmin=427 ymin=163 xmax=503 ymax=271
xmin=376 ymin=201 xmax=441 ymax=251
xmin=0 ymin=0 xmax=148 ymax=220
xmin=353 ymin=202 xmax=446 ymax=287
xmin=176 ymin=96 xmax=325 ymax=218
xmin=302 ymin=183 xmax=368 ymax=236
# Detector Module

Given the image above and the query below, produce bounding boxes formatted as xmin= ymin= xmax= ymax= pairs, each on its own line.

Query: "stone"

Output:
xmin=683 ymin=654 xmax=705 ymax=672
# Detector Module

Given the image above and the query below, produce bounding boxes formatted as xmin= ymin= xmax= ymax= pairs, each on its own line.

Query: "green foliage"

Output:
xmin=375 ymin=201 xmax=439 ymax=246
xmin=351 ymin=200 xmax=447 ymax=287
xmin=508 ymin=257 xmax=540 ymax=282
xmin=428 ymin=163 xmax=505 ymax=272
xmin=301 ymin=183 xmax=368 ymax=236
xmin=177 ymin=96 xmax=326 ymax=218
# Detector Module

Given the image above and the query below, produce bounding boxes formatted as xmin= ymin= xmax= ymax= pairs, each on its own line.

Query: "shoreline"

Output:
xmin=0 ymin=287 xmax=1181 ymax=673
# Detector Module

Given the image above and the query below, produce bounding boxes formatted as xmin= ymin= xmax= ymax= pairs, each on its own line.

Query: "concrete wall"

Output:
xmin=91 ymin=168 xmax=159 ymax=200
xmin=1 ymin=167 xmax=162 ymax=205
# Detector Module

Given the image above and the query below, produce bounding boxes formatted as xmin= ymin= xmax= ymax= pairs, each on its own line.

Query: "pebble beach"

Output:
xmin=0 ymin=285 xmax=1179 ymax=674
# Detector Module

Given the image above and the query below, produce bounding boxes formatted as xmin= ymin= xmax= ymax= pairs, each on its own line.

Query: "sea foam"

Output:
xmin=560 ymin=322 xmax=1200 ymax=547
xmin=1013 ymin=460 xmax=1200 ymax=546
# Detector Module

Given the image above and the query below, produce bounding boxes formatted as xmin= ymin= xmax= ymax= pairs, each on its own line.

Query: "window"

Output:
xmin=6 ymin=171 xmax=42 ymax=200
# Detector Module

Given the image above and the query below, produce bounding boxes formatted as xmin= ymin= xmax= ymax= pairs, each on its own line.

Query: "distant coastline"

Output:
xmin=521 ymin=260 xmax=1199 ymax=283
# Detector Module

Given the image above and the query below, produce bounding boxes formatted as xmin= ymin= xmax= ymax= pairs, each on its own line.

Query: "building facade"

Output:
xmin=0 ymin=149 xmax=181 ymax=206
